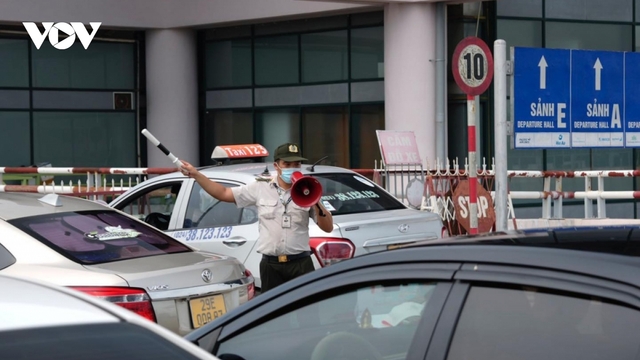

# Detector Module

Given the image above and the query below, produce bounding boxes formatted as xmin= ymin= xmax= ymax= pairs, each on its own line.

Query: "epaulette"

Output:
xmin=254 ymin=175 xmax=273 ymax=182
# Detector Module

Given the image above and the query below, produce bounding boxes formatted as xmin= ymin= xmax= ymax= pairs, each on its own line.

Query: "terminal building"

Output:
xmin=0 ymin=0 xmax=638 ymax=218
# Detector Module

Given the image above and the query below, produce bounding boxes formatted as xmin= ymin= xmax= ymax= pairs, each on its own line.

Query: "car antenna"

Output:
xmin=307 ymin=156 xmax=328 ymax=173
xmin=261 ymin=165 xmax=270 ymax=176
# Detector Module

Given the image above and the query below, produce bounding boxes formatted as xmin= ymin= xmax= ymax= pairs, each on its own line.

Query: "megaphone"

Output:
xmin=290 ymin=171 xmax=323 ymax=207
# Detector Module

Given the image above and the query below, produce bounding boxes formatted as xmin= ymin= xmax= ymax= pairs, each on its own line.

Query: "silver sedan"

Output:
xmin=0 ymin=192 xmax=254 ymax=335
xmin=0 ymin=274 xmax=219 ymax=359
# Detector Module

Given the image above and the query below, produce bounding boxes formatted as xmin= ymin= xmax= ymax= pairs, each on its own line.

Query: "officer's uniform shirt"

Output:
xmin=232 ymin=179 xmax=317 ymax=256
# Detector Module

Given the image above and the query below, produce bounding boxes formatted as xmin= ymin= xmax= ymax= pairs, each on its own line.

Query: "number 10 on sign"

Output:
xmin=463 ymin=51 xmax=487 ymax=84
xmin=452 ymin=37 xmax=494 ymax=235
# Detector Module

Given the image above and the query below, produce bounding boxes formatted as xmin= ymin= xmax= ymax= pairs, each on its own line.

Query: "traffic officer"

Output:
xmin=179 ymin=143 xmax=333 ymax=292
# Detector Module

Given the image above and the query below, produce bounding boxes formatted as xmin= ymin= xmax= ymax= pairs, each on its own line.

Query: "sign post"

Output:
xmin=494 ymin=39 xmax=508 ymax=232
xmin=452 ymin=37 xmax=494 ymax=235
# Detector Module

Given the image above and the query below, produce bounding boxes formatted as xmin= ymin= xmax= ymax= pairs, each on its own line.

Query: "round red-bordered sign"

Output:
xmin=452 ymin=37 xmax=494 ymax=96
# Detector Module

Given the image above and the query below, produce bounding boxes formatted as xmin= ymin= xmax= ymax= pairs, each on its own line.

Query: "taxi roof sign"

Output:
xmin=211 ymin=144 xmax=269 ymax=160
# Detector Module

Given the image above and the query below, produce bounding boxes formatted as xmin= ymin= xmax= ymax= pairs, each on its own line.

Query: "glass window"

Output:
xmin=497 ymin=20 xmax=542 ymax=55
xmin=546 ymin=149 xmax=590 ymax=193
xmin=205 ymin=39 xmax=252 ymax=88
xmin=202 ymin=110 xmax=254 ymax=165
xmin=546 ymin=0 xmax=632 ymax=22
xmin=216 ymin=282 xmax=436 ymax=360
xmin=508 ymin=148 xmax=544 ymax=206
xmin=32 ymin=41 xmax=134 ymax=89
xmin=593 ymin=149 xmax=633 ymax=192
xmin=204 ymin=26 xmax=252 ymax=41
xmin=0 ymin=243 xmax=16 ymax=271
xmin=546 ymin=149 xmax=634 ymax=193
xmin=301 ymin=30 xmax=348 ymax=83
xmin=636 ymin=149 xmax=640 ymax=191
xmin=351 ymin=11 xmax=384 ymax=27
xmin=497 ymin=0 xmax=542 ymax=18
xmin=184 ymin=182 xmax=258 ymax=229
xmin=113 ymin=182 xmax=184 ymax=230
xmin=351 ymin=27 xmax=384 ymax=80
xmin=448 ymin=15 xmax=487 ymax=47
xmin=0 ymin=39 xmax=29 ymax=87
xmin=9 ymin=210 xmax=191 ymax=264
xmin=546 ymin=22 xmax=632 ymax=52
xmin=255 ymin=15 xmax=348 ymax=36
xmin=302 ymin=106 xmax=349 ymax=167
xmin=32 ymin=112 xmax=136 ymax=167
xmin=350 ymin=104 xmax=384 ymax=169
xmin=256 ymin=109 xmax=300 ymax=159
xmin=255 ymin=35 xmax=299 ymax=85
xmin=636 ymin=26 xmax=640 ymax=52
xmin=0 ymin=112 xmax=30 ymax=167
xmin=315 ymin=173 xmax=405 ymax=215
xmin=447 ymin=286 xmax=640 ymax=360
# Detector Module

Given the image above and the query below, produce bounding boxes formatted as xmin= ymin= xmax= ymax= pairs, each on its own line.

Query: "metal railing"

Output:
xmin=2 ymin=162 xmax=640 ymax=232
xmin=373 ymin=158 xmax=640 ymax=233
xmin=0 ymin=166 xmax=178 ymax=201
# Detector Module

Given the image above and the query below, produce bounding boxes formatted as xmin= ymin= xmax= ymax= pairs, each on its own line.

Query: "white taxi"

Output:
xmin=110 ymin=144 xmax=445 ymax=289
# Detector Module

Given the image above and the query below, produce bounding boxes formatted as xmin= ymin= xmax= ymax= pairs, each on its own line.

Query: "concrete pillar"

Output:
xmin=384 ymin=2 xmax=438 ymax=165
xmin=145 ymin=29 xmax=199 ymax=167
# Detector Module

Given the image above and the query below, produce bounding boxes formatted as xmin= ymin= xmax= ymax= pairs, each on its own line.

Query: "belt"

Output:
xmin=263 ymin=251 xmax=311 ymax=263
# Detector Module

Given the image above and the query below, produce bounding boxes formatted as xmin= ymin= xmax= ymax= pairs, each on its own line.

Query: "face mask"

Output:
xmin=278 ymin=166 xmax=301 ymax=184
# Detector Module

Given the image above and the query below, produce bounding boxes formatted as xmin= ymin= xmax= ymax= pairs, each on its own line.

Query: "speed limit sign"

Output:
xmin=451 ymin=36 xmax=494 ymax=235
xmin=452 ymin=36 xmax=494 ymax=96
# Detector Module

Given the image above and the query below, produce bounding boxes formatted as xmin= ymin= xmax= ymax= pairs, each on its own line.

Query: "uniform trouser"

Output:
xmin=259 ymin=255 xmax=314 ymax=293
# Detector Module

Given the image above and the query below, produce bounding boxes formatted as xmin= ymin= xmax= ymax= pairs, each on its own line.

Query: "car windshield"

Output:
xmin=313 ymin=173 xmax=406 ymax=215
xmin=8 ymin=210 xmax=192 ymax=265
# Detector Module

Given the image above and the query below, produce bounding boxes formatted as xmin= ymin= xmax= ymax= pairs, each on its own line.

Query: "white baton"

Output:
xmin=141 ymin=129 xmax=184 ymax=168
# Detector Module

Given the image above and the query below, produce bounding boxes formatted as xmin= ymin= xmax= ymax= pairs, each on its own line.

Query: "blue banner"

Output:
xmin=513 ymin=47 xmax=638 ymax=149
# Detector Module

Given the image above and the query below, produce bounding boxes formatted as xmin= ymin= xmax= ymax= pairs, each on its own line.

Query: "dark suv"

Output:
xmin=185 ymin=226 xmax=640 ymax=360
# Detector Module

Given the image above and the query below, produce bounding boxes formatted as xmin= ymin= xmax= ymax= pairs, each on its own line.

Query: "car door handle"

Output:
xmin=223 ymin=237 xmax=247 ymax=247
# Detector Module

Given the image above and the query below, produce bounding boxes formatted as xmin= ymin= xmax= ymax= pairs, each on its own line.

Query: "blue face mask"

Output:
xmin=279 ymin=167 xmax=301 ymax=184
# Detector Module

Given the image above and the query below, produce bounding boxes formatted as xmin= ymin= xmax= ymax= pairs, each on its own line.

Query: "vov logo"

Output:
xmin=23 ymin=22 xmax=101 ymax=50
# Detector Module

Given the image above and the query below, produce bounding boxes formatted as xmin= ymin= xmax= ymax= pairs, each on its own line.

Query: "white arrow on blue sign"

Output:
xmin=513 ymin=47 xmax=640 ymax=149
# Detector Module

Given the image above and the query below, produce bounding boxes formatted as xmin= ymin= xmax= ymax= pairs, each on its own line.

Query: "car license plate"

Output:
xmin=189 ymin=294 xmax=227 ymax=329
xmin=387 ymin=242 xmax=415 ymax=250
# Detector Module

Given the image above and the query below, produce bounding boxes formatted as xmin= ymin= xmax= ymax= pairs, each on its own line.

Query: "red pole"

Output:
xmin=467 ymin=94 xmax=478 ymax=235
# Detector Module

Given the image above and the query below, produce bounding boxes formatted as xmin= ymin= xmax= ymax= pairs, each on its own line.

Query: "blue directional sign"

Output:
xmin=513 ymin=47 xmax=640 ymax=149
xmin=571 ymin=50 xmax=624 ymax=148
xmin=514 ymin=48 xmax=570 ymax=148
xmin=625 ymin=52 xmax=640 ymax=147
